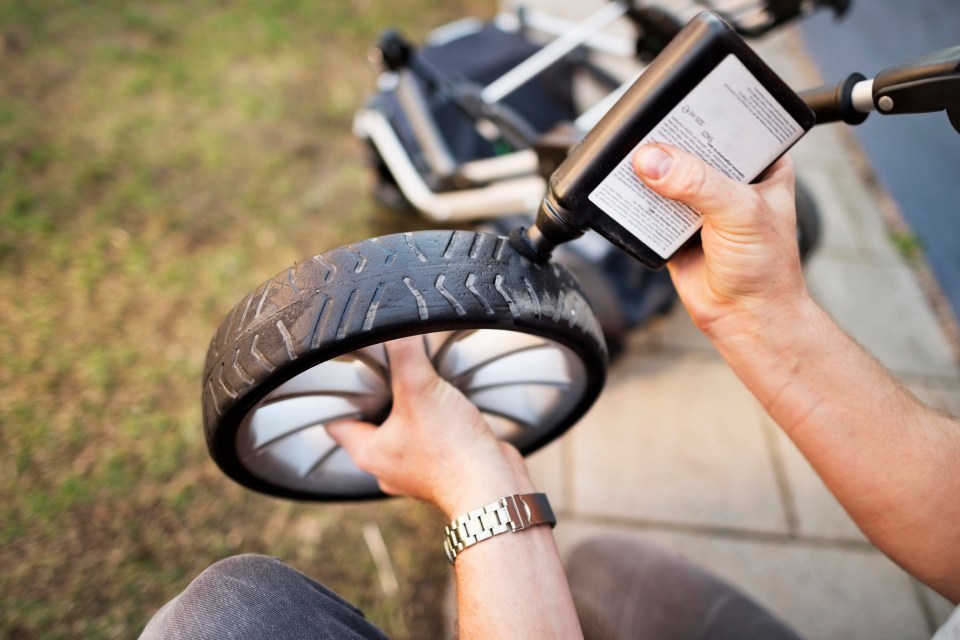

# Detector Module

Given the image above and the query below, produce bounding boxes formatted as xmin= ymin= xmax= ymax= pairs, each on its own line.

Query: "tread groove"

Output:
xmin=372 ymin=238 xmax=397 ymax=266
xmin=250 ymin=334 xmax=277 ymax=372
xmin=233 ymin=348 xmax=255 ymax=386
xmin=469 ymin=234 xmax=484 ymax=259
xmin=309 ymin=295 xmax=330 ymax=349
xmin=404 ymin=232 xmax=428 ymax=263
xmin=493 ymin=236 xmax=506 ymax=261
xmin=276 ymin=320 xmax=297 ymax=361
xmin=524 ymin=277 xmax=541 ymax=319
xmin=218 ymin=363 xmax=238 ymax=399
xmin=337 ymin=290 xmax=361 ymax=339
xmin=222 ymin=301 xmax=240 ymax=346
xmin=567 ymin=294 xmax=583 ymax=329
xmin=207 ymin=380 xmax=222 ymax=416
xmin=236 ymin=291 xmax=254 ymax=336
xmin=495 ymin=274 xmax=519 ymax=318
xmin=403 ymin=277 xmax=429 ymax=320
xmin=348 ymin=245 xmax=368 ymax=273
xmin=254 ymin=279 xmax=271 ymax=320
xmin=287 ymin=267 xmax=301 ymax=294
xmin=466 ymin=273 xmax=493 ymax=315
xmin=363 ymin=283 xmax=387 ymax=331
xmin=312 ymin=253 xmax=337 ymax=282
xmin=443 ymin=231 xmax=458 ymax=259
xmin=552 ymin=290 xmax=565 ymax=323
xmin=435 ymin=274 xmax=466 ymax=316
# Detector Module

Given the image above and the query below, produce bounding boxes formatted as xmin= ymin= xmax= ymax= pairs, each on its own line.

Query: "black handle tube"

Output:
xmin=799 ymin=72 xmax=870 ymax=126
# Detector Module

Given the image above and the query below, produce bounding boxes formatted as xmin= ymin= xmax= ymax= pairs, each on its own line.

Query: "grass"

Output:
xmin=0 ymin=0 xmax=490 ymax=637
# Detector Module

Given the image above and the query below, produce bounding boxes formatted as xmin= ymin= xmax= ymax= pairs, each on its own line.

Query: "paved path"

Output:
xmin=507 ymin=2 xmax=960 ymax=637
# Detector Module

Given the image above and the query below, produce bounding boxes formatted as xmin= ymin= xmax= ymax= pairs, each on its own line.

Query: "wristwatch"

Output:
xmin=443 ymin=493 xmax=556 ymax=563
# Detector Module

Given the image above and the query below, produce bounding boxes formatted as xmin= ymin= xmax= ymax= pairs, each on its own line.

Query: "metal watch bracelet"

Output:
xmin=443 ymin=493 xmax=556 ymax=563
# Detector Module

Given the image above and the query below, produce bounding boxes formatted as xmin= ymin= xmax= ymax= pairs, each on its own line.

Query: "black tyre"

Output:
xmin=203 ymin=230 xmax=608 ymax=501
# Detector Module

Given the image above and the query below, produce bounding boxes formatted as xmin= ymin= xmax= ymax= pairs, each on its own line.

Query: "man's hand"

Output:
xmin=328 ymin=337 xmax=584 ymax=638
xmin=633 ymin=142 xmax=808 ymax=336
xmin=326 ymin=337 xmax=533 ymax=519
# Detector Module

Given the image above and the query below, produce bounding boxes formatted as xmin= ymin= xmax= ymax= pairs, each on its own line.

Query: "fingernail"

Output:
xmin=635 ymin=145 xmax=673 ymax=180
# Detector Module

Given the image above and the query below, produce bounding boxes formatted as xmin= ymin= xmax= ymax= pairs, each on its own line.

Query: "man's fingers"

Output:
xmin=384 ymin=336 xmax=441 ymax=396
xmin=325 ymin=419 xmax=378 ymax=470
xmin=633 ymin=143 xmax=755 ymax=219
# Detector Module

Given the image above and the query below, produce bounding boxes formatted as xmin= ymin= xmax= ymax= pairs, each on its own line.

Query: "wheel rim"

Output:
xmin=235 ymin=328 xmax=589 ymax=496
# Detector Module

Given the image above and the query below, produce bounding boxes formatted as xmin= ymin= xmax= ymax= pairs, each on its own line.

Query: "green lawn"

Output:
xmin=0 ymin=0 xmax=489 ymax=637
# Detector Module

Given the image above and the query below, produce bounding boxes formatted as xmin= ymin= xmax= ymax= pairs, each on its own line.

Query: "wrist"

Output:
xmin=435 ymin=444 xmax=536 ymax=520
xmin=700 ymin=288 xmax=818 ymax=347
xmin=704 ymin=293 xmax=837 ymax=425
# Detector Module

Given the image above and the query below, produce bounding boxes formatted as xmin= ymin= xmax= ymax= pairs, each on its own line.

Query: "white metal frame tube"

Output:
xmin=480 ymin=1 xmax=629 ymax=105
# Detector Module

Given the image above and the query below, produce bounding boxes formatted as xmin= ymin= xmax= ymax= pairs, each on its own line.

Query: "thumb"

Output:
xmin=325 ymin=419 xmax=379 ymax=470
xmin=633 ymin=143 xmax=754 ymax=223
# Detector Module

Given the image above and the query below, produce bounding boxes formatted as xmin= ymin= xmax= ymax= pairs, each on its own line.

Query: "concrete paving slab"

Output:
xmin=804 ymin=254 xmax=959 ymax=379
xmin=917 ymin=583 xmax=959 ymax=632
xmin=568 ymin=349 xmax=788 ymax=533
xmin=525 ymin=436 xmax=569 ymax=512
xmin=907 ymin=379 xmax=960 ymax=418
xmin=554 ymin=521 xmax=932 ymax=640
xmin=649 ymin=304 xmax=717 ymax=354
xmin=791 ymin=129 xmax=907 ymax=266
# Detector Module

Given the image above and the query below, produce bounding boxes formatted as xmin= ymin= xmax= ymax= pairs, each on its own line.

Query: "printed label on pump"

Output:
xmin=588 ymin=54 xmax=804 ymax=259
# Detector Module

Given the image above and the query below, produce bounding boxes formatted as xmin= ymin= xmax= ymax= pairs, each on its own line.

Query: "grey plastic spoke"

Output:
xmin=436 ymin=330 xmax=549 ymax=379
xmin=300 ymin=442 xmax=342 ymax=479
xmin=451 ymin=347 xmax=577 ymax=391
xmin=352 ymin=344 xmax=389 ymax=380
xmin=311 ymin=446 xmax=368 ymax=478
xmin=466 ymin=385 xmax=570 ymax=430
xmin=247 ymin=396 xmax=365 ymax=450
xmin=480 ymin=412 xmax=525 ymax=441
xmin=264 ymin=359 xmax=386 ymax=403
xmin=427 ymin=330 xmax=474 ymax=366
xmin=236 ymin=328 xmax=590 ymax=495
xmin=244 ymin=425 xmax=340 ymax=478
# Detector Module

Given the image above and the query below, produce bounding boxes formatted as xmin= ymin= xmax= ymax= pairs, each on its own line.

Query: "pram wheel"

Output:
xmin=202 ymin=230 xmax=607 ymax=500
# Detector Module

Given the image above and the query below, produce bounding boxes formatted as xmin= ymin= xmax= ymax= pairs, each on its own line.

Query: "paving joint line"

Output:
xmin=757 ymin=409 xmax=800 ymax=535
xmin=910 ymin=577 xmax=941 ymax=636
xmin=558 ymin=510 xmax=877 ymax=553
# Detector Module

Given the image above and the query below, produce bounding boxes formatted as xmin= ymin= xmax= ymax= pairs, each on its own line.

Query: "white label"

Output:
xmin=588 ymin=54 xmax=804 ymax=259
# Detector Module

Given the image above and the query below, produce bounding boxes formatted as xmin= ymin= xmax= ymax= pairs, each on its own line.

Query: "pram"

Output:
xmin=353 ymin=0 xmax=846 ymax=353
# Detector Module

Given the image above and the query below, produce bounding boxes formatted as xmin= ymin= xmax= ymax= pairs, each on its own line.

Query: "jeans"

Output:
xmin=140 ymin=539 xmax=803 ymax=639
xmin=567 ymin=537 xmax=803 ymax=640
xmin=139 ymin=555 xmax=388 ymax=640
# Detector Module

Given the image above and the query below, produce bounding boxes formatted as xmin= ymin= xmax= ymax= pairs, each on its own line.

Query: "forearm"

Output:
xmin=454 ymin=527 xmax=581 ymax=639
xmin=707 ymin=294 xmax=960 ymax=601
xmin=443 ymin=453 xmax=583 ymax=639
